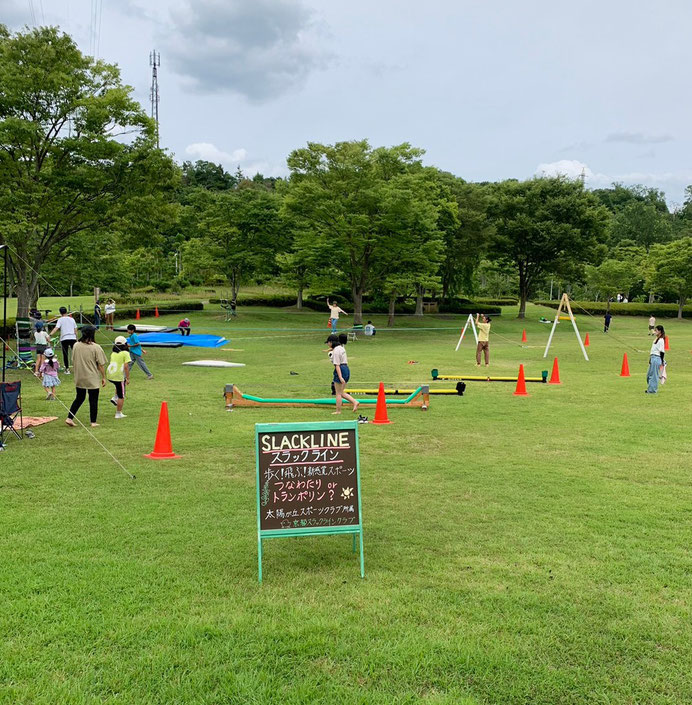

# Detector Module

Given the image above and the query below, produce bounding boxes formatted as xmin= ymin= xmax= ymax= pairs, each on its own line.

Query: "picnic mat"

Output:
xmin=19 ymin=416 xmax=58 ymax=429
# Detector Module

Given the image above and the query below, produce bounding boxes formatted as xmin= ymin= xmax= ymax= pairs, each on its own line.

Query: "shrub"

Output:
xmin=150 ymin=279 xmax=172 ymax=293
xmin=533 ymin=300 xmax=692 ymax=318
xmin=439 ymin=301 xmax=501 ymax=315
xmin=473 ymin=297 xmax=518 ymax=306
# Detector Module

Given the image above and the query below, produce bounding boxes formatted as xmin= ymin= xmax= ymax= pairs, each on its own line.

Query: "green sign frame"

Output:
xmin=255 ymin=420 xmax=364 ymax=582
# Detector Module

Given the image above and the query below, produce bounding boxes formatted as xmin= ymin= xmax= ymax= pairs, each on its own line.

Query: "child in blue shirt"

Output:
xmin=126 ymin=324 xmax=154 ymax=379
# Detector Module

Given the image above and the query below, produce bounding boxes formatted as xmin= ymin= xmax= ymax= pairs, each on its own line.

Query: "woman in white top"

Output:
xmin=646 ymin=325 xmax=665 ymax=394
xmin=104 ymin=299 xmax=116 ymax=331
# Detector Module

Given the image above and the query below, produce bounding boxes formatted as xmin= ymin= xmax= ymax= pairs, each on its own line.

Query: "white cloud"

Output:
xmin=534 ymin=159 xmax=611 ymax=187
xmin=183 ymin=142 xmax=286 ymax=178
xmin=185 ymin=142 xmax=247 ymax=164
xmin=535 ymin=159 xmax=692 ymax=202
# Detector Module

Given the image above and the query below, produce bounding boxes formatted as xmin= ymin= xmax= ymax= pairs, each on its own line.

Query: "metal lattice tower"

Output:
xmin=149 ymin=50 xmax=161 ymax=148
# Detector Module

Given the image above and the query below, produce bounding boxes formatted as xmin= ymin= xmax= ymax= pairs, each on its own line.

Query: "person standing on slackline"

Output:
xmin=327 ymin=298 xmax=348 ymax=332
xmin=475 ymin=313 xmax=491 ymax=367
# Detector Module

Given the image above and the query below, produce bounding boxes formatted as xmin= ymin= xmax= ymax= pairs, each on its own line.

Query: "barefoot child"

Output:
xmin=327 ymin=333 xmax=359 ymax=414
xmin=107 ymin=337 xmax=131 ymax=419
xmin=39 ymin=347 xmax=60 ymax=401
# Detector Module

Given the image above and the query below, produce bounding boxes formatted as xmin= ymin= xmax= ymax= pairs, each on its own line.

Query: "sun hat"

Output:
xmin=114 ymin=336 xmax=128 ymax=345
xmin=44 ymin=347 xmax=54 ymax=357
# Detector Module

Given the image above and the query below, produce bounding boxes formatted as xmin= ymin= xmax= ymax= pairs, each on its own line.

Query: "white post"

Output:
xmin=543 ymin=311 xmax=561 ymax=358
xmin=570 ymin=314 xmax=589 ymax=361
xmin=455 ymin=314 xmax=478 ymax=351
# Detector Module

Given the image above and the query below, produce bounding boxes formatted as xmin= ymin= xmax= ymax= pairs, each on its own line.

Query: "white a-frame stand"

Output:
xmin=543 ymin=293 xmax=589 ymax=361
xmin=455 ymin=314 xmax=479 ymax=351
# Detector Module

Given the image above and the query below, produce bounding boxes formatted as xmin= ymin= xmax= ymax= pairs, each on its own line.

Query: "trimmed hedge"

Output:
xmin=533 ymin=300 xmax=691 ymax=318
xmin=209 ymin=295 xmax=501 ymax=316
xmin=473 ymin=297 xmax=519 ymax=306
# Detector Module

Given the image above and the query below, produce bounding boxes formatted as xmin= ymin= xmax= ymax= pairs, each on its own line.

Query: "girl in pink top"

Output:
xmin=39 ymin=347 xmax=61 ymax=401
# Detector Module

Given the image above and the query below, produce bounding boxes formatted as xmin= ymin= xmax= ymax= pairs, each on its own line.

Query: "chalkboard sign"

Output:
xmin=255 ymin=421 xmax=364 ymax=582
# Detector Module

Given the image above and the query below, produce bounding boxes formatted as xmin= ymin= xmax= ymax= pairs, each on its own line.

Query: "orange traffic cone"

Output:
xmin=145 ymin=401 xmax=181 ymax=459
xmin=135 ymin=308 xmax=140 ymax=320
xmin=155 ymin=306 xmax=159 ymax=318
xmin=664 ymin=335 xmax=670 ymax=351
xmin=371 ymin=382 xmax=392 ymax=424
xmin=521 ymin=329 xmax=527 ymax=343
xmin=549 ymin=357 xmax=561 ymax=384
xmin=513 ymin=364 xmax=529 ymax=396
xmin=620 ymin=352 xmax=630 ymax=377
xmin=584 ymin=333 xmax=590 ymax=347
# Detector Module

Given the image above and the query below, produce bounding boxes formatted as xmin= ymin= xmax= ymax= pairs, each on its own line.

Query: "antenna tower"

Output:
xmin=149 ymin=50 xmax=161 ymax=148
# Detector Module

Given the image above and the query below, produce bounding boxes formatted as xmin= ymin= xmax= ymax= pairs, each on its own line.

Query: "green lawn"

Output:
xmin=1 ymin=304 xmax=690 ymax=704
xmin=3 ymin=295 xmax=95 ymax=318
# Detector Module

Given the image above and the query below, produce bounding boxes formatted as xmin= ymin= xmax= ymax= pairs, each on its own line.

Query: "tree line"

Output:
xmin=2 ymin=26 xmax=691 ymax=321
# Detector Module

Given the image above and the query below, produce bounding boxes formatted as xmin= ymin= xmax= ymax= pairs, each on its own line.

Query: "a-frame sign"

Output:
xmin=454 ymin=314 xmax=479 ymax=351
xmin=543 ymin=293 xmax=589 ymax=361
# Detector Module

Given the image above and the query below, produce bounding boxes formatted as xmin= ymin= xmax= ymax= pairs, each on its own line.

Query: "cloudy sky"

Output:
xmin=3 ymin=0 xmax=691 ymax=204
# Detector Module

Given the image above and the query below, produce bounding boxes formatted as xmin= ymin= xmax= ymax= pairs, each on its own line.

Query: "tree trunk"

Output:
xmin=352 ymin=285 xmax=364 ymax=326
xmin=415 ymin=285 xmax=424 ymax=316
xmin=388 ymin=294 xmax=396 ymax=327
xmin=518 ymin=275 xmax=529 ymax=319
xmin=296 ymin=287 xmax=303 ymax=310
xmin=15 ymin=281 xmax=35 ymax=319
xmin=648 ymin=292 xmax=655 ymax=304
xmin=678 ymin=296 xmax=685 ymax=319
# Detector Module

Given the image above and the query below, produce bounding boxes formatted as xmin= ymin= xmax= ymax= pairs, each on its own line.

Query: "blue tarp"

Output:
xmin=138 ymin=333 xmax=227 ymax=348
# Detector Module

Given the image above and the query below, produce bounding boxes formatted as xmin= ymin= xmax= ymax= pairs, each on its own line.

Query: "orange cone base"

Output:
xmin=548 ymin=358 xmax=561 ymax=384
xmin=372 ymin=382 xmax=392 ymax=424
xmin=144 ymin=450 xmax=181 ymax=460
xmin=513 ymin=364 xmax=529 ymax=396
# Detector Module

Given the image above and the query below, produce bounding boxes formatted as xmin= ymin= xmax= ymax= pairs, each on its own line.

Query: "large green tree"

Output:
xmin=585 ymin=258 xmax=641 ymax=308
xmin=0 ymin=25 xmax=172 ymax=315
xmin=488 ymin=177 xmax=609 ymax=318
xmin=645 ymin=237 xmax=692 ymax=318
xmin=609 ymin=200 xmax=672 ymax=251
xmin=437 ymin=175 xmax=493 ymax=300
xmin=283 ymin=140 xmax=445 ymax=324
xmin=195 ymin=185 xmax=285 ymax=300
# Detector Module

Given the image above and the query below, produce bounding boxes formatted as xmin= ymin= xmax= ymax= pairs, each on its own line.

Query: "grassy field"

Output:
xmin=1 ymin=304 xmax=690 ymax=704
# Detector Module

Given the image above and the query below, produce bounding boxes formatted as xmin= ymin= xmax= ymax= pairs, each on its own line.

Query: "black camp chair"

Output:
xmin=0 ymin=380 xmax=23 ymax=448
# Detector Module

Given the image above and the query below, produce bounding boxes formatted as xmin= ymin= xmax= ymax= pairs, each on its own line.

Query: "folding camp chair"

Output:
xmin=0 ymin=380 xmax=23 ymax=448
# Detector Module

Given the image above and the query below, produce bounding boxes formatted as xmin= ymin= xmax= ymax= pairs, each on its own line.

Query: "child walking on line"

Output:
xmin=327 ymin=333 xmax=359 ymax=414
xmin=126 ymin=324 xmax=154 ymax=379
xmin=33 ymin=322 xmax=50 ymax=375
xmin=327 ymin=299 xmax=348 ymax=332
xmin=39 ymin=347 xmax=60 ymax=401
xmin=107 ymin=337 xmax=131 ymax=419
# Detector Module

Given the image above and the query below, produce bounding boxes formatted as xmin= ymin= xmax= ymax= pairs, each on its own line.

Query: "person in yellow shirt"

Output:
xmin=475 ymin=313 xmax=491 ymax=366
xmin=107 ymin=336 xmax=131 ymax=419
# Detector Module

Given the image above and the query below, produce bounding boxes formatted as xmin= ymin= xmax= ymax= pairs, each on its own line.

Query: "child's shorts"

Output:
xmin=333 ymin=364 xmax=350 ymax=384
xmin=110 ymin=380 xmax=126 ymax=399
